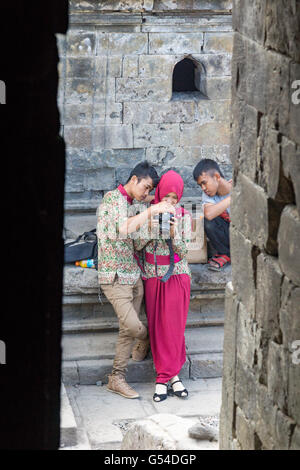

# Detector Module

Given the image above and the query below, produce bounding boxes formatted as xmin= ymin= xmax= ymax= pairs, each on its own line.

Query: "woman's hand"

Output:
xmin=150 ymin=201 xmax=176 ymax=216
xmin=170 ymin=217 xmax=178 ymax=239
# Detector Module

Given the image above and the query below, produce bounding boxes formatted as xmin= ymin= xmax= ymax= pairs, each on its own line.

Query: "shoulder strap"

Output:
xmin=64 ymin=228 xmax=97 ymax=248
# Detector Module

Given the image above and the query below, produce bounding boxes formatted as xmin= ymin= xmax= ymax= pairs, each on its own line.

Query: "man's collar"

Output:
xmin=117 ymin=184 xmax=133 ymax=205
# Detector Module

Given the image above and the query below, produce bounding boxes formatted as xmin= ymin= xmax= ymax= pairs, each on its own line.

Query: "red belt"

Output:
xmin=145 ymin=251 xmax=181 ymax=265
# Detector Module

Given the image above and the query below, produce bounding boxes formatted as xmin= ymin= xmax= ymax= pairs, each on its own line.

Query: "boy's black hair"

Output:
xmin=126 ymin=160 xmax=160 ymax=187
xmin=193 ymin=158 xmax=224 ymax=181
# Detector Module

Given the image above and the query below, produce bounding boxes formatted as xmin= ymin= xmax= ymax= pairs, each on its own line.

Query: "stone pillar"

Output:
xmin=220 ymin=0 xmax=300 ymax=450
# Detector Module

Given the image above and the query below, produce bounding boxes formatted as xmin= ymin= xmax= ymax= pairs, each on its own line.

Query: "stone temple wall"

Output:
xmin=56 ymin=0 xmax=233 ymax=236
xmin=220 ymin=0 xmax=300 ymax=450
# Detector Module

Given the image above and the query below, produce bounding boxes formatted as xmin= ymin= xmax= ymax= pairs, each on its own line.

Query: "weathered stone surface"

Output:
xmin=154 ymin=0 xmax=232 ymax=10
xmin=235 ymin=406 xmax=256 ymax=450
xmin=138 ymin=54 xmax=175 ymax=78
xmin=230 ymin=228 xmax=255 ymax=313
xmin=280 ymin=282 xmax=300 ymax=350
xmin=121 ymin=413 xmax=216 ymax=450
xmin=195 ymin=99 xmax=230 ymax=125
xmin=62 ymin=361 xmax=80 ymax=386
xmin=93 ymin=125 xmax=133 ymax=149
xmin=255 ymin=383 xmax=277 ymax=449
xmin=288 ymin=349 xmax=300 ymax=426
xmin=193 ymin=53 xmax=232 ymax=77
xmin=190 ymin=353 xmax=223 ymax=378
xmin=133 ymin=123 xmax=180 ymax=148
xmin=97 ymin=32 xmax=148 ymax=55
xmin=65 ymin=78 xmax=94 ymax=104
xmin=236 ymin=302 xmax=256 ymax=368
xmin=149 ymin=33 xmax=203 ymax=54
xmin=267 ymin=342 xmax=289 ymax=413
xmin=265 ymin=0 xmax=300 ymax=62
xmin=235 ymin=358 xmax=257 ymax=421
xmin=188 ymin=423 xmax=218 ymax=442
xmin=274 ymin=409 xmax=296 ymax=450
xmin=180 ymin=122 xmax=230 ymax=147
xmin=219 ymin=283 xmax=238 ymax=450
xmin=64 ymin=126 xmax=93 ymax=149
xmin=93 ymin=102 xmax=123 ymax=125
xmin=122 ymin=55 xmax=139 ymax=77
xmin=289 ymin=62 xmax=300 ymax=145
xmin=278 ymin=205 xmax=300 ymax=286
xmin=245 ymin=39 xmax=267 ymax=114
xmin=231 ymin=174 xmax=269 ymax=249
xmin=281 ymin=137 xmax=300 ymax=213
xmin=66 ymin=57 xmax=95 ymax=78
xmin=64 ymin=104 xmax=93 ymax=126
xmin=60 ymin=383 xmax=78 ymax=448
xmin=257 ymin=124 xmax=280 ymax=199
xmin=237 ymin=103 xmax=258 ymax=181
xmin=205 ymin=76 xmax=231 ymax=99
xmin=84 ymin=168 xmax=115 ymax=191
xmin=116 ymin=77 xmax=171 ymax=102
xmin=232 ymin=0 xmax=266 ymax=45
xmin=290 ymin=426 xmax=300 ymax=450
xmin=124 ymin=101 xmax=195 ymax=124
xmin=256 ymin=254 xmax=283 ymax=341
xmin=266 ymin=50 xmax=291 ymax=136
xmin=66 ymin=29 xmax=96 ymax=56
xmin=203 ymin=32 xmax=233 ymax=54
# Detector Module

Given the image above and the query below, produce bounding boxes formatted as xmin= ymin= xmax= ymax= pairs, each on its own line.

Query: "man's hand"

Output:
xmin=150 ymin=201 xmax=176 ymax=216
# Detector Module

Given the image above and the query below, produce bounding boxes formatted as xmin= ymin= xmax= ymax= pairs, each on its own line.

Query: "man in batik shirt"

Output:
xmin=97 ymin=161 xmax=175 ymax=399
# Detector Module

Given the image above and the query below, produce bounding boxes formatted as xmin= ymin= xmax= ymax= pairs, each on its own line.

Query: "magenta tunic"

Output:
xmin=144 ymin=273 xmax=190 ymax=383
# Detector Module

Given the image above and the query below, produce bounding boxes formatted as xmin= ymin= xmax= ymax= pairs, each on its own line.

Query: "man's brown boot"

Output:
xmin=131 ymin=338 xmax=150 ymax=362
xmin=106 ymin=374 xmax=140 ymax=399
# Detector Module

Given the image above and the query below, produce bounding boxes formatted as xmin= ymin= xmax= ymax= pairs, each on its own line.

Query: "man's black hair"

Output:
xmin=193 ymin=158 xmax=224 ymax=181
xmin=126 ymin=160 xmax=160 ymax=187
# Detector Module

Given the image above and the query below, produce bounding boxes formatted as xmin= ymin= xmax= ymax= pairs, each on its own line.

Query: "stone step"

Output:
xmin=63 ymin=263 xmax=231 ymax=297
xmin=62 ymin=325 xmax=224 ymax=362
xmin=62 ymin=309 xmax=224 ymax=334
xmin=62 ymin=291 xmax=225 ymax=322
xmin=60 ymin=383 xmax=78 ymax=448
xmin=62 ymin=351 xmax=223 ymax=386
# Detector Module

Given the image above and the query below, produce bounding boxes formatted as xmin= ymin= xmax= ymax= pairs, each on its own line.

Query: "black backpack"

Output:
xmin=64 ymin=229 xmax=98 ymax=269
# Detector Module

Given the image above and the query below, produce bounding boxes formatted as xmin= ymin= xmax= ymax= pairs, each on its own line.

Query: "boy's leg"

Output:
xmin=204 ymin=216 xmax=230 ymax=257
xmin=101 ymin=277 xmax=147 ymax=377
xmin=131 ymin=277 xmax=150 ymax=361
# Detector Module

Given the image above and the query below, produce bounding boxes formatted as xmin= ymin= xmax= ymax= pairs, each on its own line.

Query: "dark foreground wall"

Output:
xmin=220 ymin=0 xmax=300 ymax=450
xmin=0 ymin=1 xmax=68 ymax=449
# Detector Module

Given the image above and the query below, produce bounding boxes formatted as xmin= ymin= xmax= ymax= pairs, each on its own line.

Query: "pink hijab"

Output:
xmin=154 ymin=170 xmax=191 ymax=219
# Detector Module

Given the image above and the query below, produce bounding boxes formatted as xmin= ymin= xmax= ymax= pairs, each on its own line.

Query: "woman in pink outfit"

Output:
xmin=135 ymin=170 xmax=192 ymax=402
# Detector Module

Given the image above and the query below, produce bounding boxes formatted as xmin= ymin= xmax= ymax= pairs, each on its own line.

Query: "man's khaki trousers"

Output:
xmin=100 ymin=276 xmax=147 ymax=377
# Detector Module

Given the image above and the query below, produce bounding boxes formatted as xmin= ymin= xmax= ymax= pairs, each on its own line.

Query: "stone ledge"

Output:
xmin=63 ymin=263 xmax=232 ymax=295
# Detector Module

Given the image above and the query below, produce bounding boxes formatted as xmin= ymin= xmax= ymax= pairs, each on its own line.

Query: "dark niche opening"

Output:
xmin=172 ymin=58 xmax=198 ymax=92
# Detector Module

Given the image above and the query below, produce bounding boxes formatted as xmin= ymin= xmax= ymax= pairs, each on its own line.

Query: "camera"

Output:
xmin=154 ymin=212 xmax=174 ymax=238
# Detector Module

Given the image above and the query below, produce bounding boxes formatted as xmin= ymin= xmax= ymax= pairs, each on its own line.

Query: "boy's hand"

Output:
xmin=150 ymin=201 xmax=175 ymax=216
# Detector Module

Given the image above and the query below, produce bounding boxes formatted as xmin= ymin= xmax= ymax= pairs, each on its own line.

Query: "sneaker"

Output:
xmin=131 ymin=338 xmax=150 ymax=362
xmin=106 ymin=374 xmax=139 ymax=399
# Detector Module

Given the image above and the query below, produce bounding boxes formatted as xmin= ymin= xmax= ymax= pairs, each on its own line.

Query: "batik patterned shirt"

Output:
xmin=134 ymin=207 xmax=192 ymax=280
xmin=96 ymin=185 xmax=142 ymax=285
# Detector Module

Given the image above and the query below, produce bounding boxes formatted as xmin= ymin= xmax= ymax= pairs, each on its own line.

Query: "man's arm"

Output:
xmin=119 ymin=201 xmax=175 ymax=236
xmin=203 ymin=196 xmax=231 ymax=221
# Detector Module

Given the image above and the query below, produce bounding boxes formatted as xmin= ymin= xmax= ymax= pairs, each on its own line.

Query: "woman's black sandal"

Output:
xmin=168 ymin=380 xmax=189 ymax=398
xmin=153 ymin=383 xmax=168 ymax=402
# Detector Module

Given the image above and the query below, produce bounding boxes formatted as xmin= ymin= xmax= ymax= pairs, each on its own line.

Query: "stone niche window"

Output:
xmin=172 ymin=57 xmax=206 ymax=99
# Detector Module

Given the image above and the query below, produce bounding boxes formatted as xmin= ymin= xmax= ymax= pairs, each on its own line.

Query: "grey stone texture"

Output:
xmin=58 ymin=1 xmax=233 ymax=212
xmin=220 ymin=0 xmax=300 ymax=450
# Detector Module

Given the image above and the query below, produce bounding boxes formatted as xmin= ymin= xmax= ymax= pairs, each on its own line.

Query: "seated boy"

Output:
xmin=193 ymin=159 xmax=232 ymax=271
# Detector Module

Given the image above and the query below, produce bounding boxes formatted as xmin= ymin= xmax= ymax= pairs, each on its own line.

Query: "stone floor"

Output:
xmin=61 ymin=377 xmax=222 ymax=450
